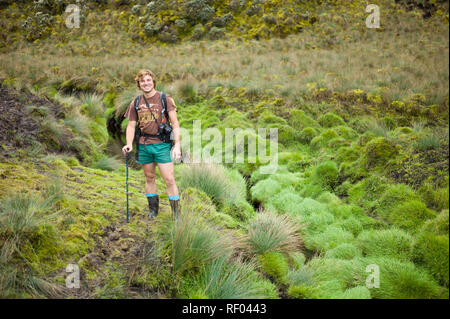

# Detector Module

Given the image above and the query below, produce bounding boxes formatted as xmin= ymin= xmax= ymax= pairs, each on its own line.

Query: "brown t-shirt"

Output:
xmin=124 ymin=91 xmax=177 ymax=145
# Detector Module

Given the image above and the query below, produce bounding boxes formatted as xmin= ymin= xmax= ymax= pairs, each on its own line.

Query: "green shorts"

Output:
xmin=137 ymin=142 xmax=172 ymax=164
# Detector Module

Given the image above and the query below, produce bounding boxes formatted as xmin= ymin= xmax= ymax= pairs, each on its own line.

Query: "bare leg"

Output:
xmin=142 ymin=162 xmax=157 ymax=194
xmin=157 ymin=162 xmax=179 ymax=197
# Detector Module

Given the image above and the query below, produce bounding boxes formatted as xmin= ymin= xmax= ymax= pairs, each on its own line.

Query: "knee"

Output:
xmin=164 ymin=176 xmax=176 ymax=188
xmin=145 ymin=174 xmax=156 ymax=184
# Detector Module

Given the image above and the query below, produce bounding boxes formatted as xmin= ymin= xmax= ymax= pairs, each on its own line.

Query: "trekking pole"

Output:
xmin=126 ymin=152 xmax=130 ymax=223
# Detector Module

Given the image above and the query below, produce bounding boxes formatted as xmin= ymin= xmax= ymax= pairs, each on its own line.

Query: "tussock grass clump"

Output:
xmin=412 ymin=231 xmax=449 ymax=286
xmin=336 ymin=216 xmax=364 ymax=237
xmin=189 ymin=257 xmax=274 ymax=299
xmin=288 ymin=110 xmax=319 ymax=130
xmin=366 ymin=117 xmax=392 ymax=139
xmin=257 ymin=109 xmax=288 ymax=126
xmin=0 ymin=264 xmax=63 ymax=298
xmin=114 ymin=87 xmax=139 ymax=120
xmin=393 ymin=126 xmax=414 ymax=136
xmin=292 ymin=197 xmax=328 ymax=218
xmin=356 ymin=228 xmax=413 ymax=261
xmin=413 ymin=132 xmax=443 ymax=152
xmin=172 ymin=80 xmax=198 ymax=104
xmin=299 ymin=183 xmax=324 ymax=199
xmin=363 ymin=137 xmax=399 ymax=168
xmin=306 ymin=257 xmax=366 ymax=298
xmin=89 ymin=121 xmax=109 ymax=148
xmin=268 ymin=172 xmax=303 ymax=189
xmin=39 ymin=117 xmax=73 ymax=151
xmin=304 ymin=225 xmax=354 ymax=252
xmin=64 ymin=114 xmax=90 ymax=136
xmin=265 ymin=191 xmax=304 ymax=216
xmin=250 ymin=178 xmax=282 ymax=204
xmin=246 ymin=211 xmax=301 ymax=255
xmin=58 ymin=76 xmax=97 ymax=95
xmin=374 ymin=183 xmax=420 ymax=218
xmin=316 ymin=191 xmax=341 ymax=205
xmin=348 ymin=174 xmax=388 ymax=210
xmin=419 ymin=183 xmax=449 ymax=212
xmin=287 ymin=284 xmax=317 ymax=299
xmin=299 ymin=127 xmax=319 ymax=144
xmin=41 ymin=154 xmax=70 ymax=171
xmin=289 ymin=252 xmax=306 ymax=270
xmin=335 ymin=145 xmax=362 ymax=164
xmin=286 ymin=266 xmax=316 ymax=298
xmin=318 ymin=112 xmax=346 ymax=128
xmin=421 ymin=209 xmax=449 ymax=235
xmin=179 ymin=163 xmax=245 ymax=208
xmin=361 ymin=257 xmax=445 ymax=299
xmin=325 ymin=243 xmax=362 ymax=260
xmin=80 ymin=92 xmax=104 ymax=119
xmin=302 ymin=211 xmax=335 ymax=234
xmin=310 ymin=129 xmax=339 ymax=149
xmin=180 ymin=187 xmax=240 ymax=229
xmin=93 ymin=156 xmax=121 ymax=171
xmin=311 ymin=160 xmax=339 ymax=191
xmin=171 ymin=212 xmax=236 ymax=275
xmin=387 ymin=200 xmax=436 ymax=232
xmin=258 ymin=251 xmax=289 ymax=284
xmin=339 ymin=158 xmax=368 ymax=183
xmin=0 ymin=190 xmax=64 ymax=298
xmin=340 ymin=286 xmax=371 ymax=299
xmin=327 ymin=203 xmax=363 ymax=219
xmin=287 ymin=266 xmax=314 ymax=287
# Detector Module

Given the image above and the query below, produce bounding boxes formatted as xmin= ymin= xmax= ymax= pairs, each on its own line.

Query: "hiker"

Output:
xmin=122 ymin=69 xmax=181 ymax=220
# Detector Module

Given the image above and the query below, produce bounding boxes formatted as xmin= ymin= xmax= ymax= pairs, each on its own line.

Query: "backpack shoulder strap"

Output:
xmin=160 ymin=92 xmax=170 ymax=124
xmin=134 ymin=95 xmax=141 ymax=112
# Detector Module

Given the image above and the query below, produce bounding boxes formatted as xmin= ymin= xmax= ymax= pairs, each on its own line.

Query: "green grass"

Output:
xmin=190 ymin=257 xmax=271 ymax=299
xmin=178 ymin=163 xmax=245 ymax=208
xmin=170 ymin=212 xmax=235 ymax=275
xmin=357 ymin=228 xmax=413 ymax=261
xmin=304 ymin=225 xmax=354 ymax=252
xmin=413 ymin=132 xmax=443 ymax=152
xmin=80 ymin=93 xmax=104 ymax=119
xmin=93 ymin=156 xmax=121 ymax=172
xmin=0 ymin=189 xmax=64 ymax=298
xmin=361 ymin=256 xmax=446 ymax=299
xmin=246 ymin=211 xmax=301 ymax=255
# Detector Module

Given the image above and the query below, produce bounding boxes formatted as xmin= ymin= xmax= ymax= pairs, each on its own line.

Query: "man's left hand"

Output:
xmin=172 ymin=143 xmax=182 ymax=161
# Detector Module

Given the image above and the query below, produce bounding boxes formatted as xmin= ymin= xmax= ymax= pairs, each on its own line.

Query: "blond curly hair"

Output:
xmin=135 ymin=69 xmax=156 ymax=90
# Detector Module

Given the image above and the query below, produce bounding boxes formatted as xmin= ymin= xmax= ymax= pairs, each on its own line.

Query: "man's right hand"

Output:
xmin=122 ymin=145 xmax=133 ymax=155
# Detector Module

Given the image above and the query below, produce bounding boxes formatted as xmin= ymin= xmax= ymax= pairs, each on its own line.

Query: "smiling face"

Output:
xmin=139 ymin=74 xmax=154 ymax=93
xmin=135 ymin=69 xmax=157 ymax=93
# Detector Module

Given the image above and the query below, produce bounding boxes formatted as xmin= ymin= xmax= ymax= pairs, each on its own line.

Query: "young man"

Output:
xmin=122 ymin=69 xmax=182 ymax=220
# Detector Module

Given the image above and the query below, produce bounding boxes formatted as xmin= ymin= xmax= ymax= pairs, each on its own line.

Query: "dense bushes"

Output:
xmin=17 ymin=0 xmax=321 ymax=43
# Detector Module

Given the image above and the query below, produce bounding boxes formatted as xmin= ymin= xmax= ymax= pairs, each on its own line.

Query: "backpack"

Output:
xmin=133 ymin=92 xmax=174 ymax=161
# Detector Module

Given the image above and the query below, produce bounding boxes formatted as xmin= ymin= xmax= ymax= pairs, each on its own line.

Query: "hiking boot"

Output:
xmin=169 ymin=198 xmax=181 ymax=220
xmin=147 ymin=195 xmax=159 ymax=219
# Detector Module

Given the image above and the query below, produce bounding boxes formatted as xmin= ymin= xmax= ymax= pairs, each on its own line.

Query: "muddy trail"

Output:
xmin=61 ymin=221 xmax=165 ymax=299
xmin=58 ymin=165 xmax=174 ymax=299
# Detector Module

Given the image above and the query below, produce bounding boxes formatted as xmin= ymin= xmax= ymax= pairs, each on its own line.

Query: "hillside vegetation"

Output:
xmin=0 ymin=0 xmax=449 ymax=299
